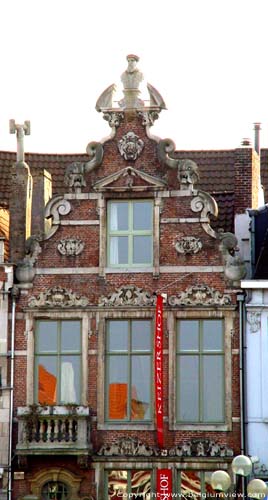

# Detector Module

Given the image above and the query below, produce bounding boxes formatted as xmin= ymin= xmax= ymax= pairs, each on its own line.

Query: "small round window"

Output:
xmin=41 ymin=481 xmax=69 ymax=500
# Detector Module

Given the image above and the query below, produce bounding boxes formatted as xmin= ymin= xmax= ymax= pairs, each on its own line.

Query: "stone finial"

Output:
xmin=9 ymin=119 xmax=31 ymax=163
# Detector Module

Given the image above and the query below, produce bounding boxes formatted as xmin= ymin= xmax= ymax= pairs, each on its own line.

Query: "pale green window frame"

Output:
xmin=105 ymin=319 xmax=153 ymax=423
xmin=34 ymin=320 xmax=82 ymax=405
xmin=107 ymin=200 xmax=153 ymax=267
xmin=176 ymin=319 xmax=225 ymax=424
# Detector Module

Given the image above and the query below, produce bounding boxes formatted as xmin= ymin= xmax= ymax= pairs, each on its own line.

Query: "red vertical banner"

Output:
xmin=157 ymin=469 xmax=172 ymax=498
xmin=155 ymin=294 xmax=163 ymax=448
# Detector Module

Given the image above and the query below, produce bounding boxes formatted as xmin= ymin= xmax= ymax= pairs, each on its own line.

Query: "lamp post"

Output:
xmin=211 ymin=455 xmax=268 ymax=499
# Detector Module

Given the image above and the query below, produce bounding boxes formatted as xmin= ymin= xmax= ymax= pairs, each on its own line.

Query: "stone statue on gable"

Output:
xmin=121 ymin=54 xmax=144 ymax=90
xmin=120 ymin=54 xmax=144 ymax=108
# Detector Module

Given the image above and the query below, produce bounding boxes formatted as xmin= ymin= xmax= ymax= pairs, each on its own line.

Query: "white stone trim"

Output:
xmin=35 ymin=265 xmax=224 ymax=274
xmin=241 ymin=280 xmax=268 ymax=288
xmin=60 ymin=220 xmax=99 ymax=225
xmin=161 ymin=217 xmax=209 ymax=223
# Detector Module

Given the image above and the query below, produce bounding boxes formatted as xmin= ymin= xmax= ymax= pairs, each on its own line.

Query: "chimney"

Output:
xmin=31 ymin=168 xmax=52 ymax=237
xmin=241 ymin=138 xmax=251 ymax=147
xmin=253 ymin=122 xmax=261 ymax=155
xmin=9 ymin=120 xmax=32 ymax=263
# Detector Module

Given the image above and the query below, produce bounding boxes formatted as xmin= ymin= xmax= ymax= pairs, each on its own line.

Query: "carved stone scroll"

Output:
xmin=15 ymin=235 xmax=42 ymax=289
xmin=103 ymin=111 xmax=124 ymax=129
xmin=191 ymin=190 xmax=218 ymax=238
xmin=44 ymin=196 xmax=72 ymax=240
xmin=95 ymin=84 xmax=117 ymax=111
xmin=138 ymin=110 xmax=160 ymax=128
xmin=178 ymin=159 xmax=199 ymax=189
xmin=169 ymin=440 xmax=233 ymax=458
xmin=97 ymin=437 xmax=158 ymax=457
xmin=28 ymin=286 xmax=89 ymax=308
xmin=57 ymin=238 xmax=85 ymax=256
xmin=157 ymin=138 xmax=179 ymax=169
xmin=64 ymin=162 xmax=86 ymax=193
xmin=84 ymin=142 xmax=104 ymax=173
xmin=157 ymin=140 xmax=200 ymax=190
xmin=247 ymin=312 xmax=261 ymax=333
xmin=218 ymin=231 xmax=247 ymax=283
xmin=147 ymin=83 xmax=166 ymax=109
xmin=168 ymin=284 xmax=232 ymax=306
xmin=175 ymin=236 xmax=202 ymax=255
xmin=99 ymin=285 xmax=156 ymax=307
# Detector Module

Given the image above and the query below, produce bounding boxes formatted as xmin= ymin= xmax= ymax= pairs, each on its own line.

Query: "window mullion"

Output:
xmin=128 ymin=320 xmax=131 ymax=421
xmin=199 ymin=321 xmax=203 ymax=423
xmin=58 ymin=321 xmax=61 ymax=404
xmin=129 ymin=201 xmax=133 ymax=266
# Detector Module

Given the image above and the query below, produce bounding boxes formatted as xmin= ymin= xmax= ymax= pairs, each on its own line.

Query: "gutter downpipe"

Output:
xmin=7 ymin=289 xmax=16 ymax=500
xmin=237 ymin=291 xmax=247 ymax=496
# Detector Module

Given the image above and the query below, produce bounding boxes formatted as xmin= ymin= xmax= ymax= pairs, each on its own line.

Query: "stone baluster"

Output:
xmin=46 ymin=419 xmax=52 ymax=442
xmin=54 ymin=418 xmax=60 ymax=442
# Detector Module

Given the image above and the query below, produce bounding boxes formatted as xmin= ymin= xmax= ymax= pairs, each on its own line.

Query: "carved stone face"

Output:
xmin=118 ymin=131 xmax=144 ymax=161
xmin=178 ymin=159 xmax=199 ymax=187
xmin=126 ymin=55 xmax=139 ymax=72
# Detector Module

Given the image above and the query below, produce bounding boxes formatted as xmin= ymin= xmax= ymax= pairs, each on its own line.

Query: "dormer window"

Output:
xmin=107 ymin=200 xmax=153 ymax=267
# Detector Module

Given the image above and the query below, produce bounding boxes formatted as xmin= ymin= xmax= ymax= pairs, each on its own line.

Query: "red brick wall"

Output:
xmin=11 ymin=112 xmax=243 ymax=498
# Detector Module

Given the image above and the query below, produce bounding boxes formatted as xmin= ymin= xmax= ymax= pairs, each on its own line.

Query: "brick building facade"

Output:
xmin=0 ymin=56 xmax=264 ymax=499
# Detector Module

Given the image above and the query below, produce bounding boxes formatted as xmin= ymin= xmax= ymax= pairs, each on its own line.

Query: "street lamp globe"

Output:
xmin=247 ymin=479 xmax=268 ymax=499
xmin=211 ymin=470 xmax=232 ymax=492
xmin=232 ymin=455 xmax=253 ymax=477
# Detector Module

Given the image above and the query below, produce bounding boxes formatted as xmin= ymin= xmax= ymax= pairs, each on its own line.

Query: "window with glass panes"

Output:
xmin=107 ymin=200 xmax=153 ymax=267
xmin=176 ymin=319 xmax=224 ymax=423
xmin=35 ymin=320 xmax=81 ymax=405
xmin=105 ymin=320 xmax=152 ymax=422
xmin=177 ymin=470 xmax=214 ymax=498
xmin=41 ymin=481 xmax=69 ymax=500
xmin=106 ymin=470 xmax=151 ymax=499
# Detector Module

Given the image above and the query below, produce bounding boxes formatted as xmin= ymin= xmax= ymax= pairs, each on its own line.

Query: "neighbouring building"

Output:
xmin=241 ymin=175 xmax=268 ymax=484
xmin=0 ymin=55 xmax=264 ymax=500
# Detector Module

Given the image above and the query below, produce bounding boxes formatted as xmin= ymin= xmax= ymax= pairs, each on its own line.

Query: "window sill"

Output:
xmin=97 ymin=423 xmax=155 ymax=431
xmin=171 ymin=423 xmax=230 ymax=431
xmin=105 ymin=267 xmax=154 ymax=273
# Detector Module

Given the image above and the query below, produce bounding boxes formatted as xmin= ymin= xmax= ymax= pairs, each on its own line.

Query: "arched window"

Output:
xmin=29 ymin=469 xmax=82 ymax=500
xmin=41 ymin=481 xmax=69 ymax=500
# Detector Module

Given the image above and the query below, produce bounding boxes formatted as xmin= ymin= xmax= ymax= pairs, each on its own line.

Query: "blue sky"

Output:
xmin=1 ymin=0 xmax=268 ymax=153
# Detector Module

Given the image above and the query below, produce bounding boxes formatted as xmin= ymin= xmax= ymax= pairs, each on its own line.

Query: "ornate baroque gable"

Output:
xmin=92 ymin=166 xmax=166 ymax=192
xmin=99 ymin=285 xmax=156 ymax=307
xmin=168 ymin=284 xmax=232 ymax=306
xmin=28 ymin=286 xmax=89 ymax=308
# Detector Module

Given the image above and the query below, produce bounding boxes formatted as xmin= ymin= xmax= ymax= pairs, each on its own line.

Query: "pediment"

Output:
xmin=93 ymin=166 xmax=167 ymax=192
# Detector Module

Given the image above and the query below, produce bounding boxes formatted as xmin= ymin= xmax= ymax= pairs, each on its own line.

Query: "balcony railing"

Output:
xmin=16 ymin=406 xmax=91 ymax=454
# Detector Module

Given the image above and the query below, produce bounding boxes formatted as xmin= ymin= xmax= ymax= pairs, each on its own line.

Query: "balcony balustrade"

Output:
xmin=16 ymin=406 xmax=91 ymax=455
